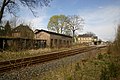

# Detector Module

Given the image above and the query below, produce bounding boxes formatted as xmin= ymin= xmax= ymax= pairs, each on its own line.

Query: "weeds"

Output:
xmin=0 ymin=45 xmax=87 ymax=61
xmin=100 ymin=56 xmax=120 ymax=80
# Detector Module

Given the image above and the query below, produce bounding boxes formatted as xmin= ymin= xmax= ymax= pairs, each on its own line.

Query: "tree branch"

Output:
xmin=25 ymin=2 xmax=37 ymax=17
xmin=5 ymin=0 xmax=11 ymax=6
xmin=7 ymin=5 xmax=17 ymax=17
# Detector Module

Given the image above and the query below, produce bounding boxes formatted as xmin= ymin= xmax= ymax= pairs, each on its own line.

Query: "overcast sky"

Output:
xmin=7 ymin=0 xmax=120 ymax=41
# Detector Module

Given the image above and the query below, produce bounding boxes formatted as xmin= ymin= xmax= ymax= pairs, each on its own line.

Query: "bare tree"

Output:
xmin=67 ymin=15 xmax=84 ymax=42
xmin=0 ymin=0 xmax=52 ymax=23
xmin=9 ymin=16 xmax=19 ymax=28
xmin=86 ymin=32 xmax=96 ymax=36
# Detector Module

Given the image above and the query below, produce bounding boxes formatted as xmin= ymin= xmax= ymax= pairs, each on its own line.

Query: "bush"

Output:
xmin=97 ymin=53 xmax=103 ymax=60
xmin=67 ymin=76 xmax=73 ymax=80
xmin=100 ymin=57 xmax=120 ymax=80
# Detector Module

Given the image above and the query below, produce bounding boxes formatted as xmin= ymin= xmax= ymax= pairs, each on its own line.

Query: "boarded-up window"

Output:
xmin=59 ymin=39 xmax=62 ymax=45
xmin=64 ymin=40 xmax=66 ymax=44
xmin=54 ymin=39 xmax=57 ymax=46
xmin=50 ymin=39 xmax=53 ymax=47
xmin=67 ymin=41 xmax=69 ymax=45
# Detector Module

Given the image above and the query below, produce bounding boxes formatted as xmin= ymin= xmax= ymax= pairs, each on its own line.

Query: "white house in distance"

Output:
xmin=78 ymin=34 xmax=98 ymax=44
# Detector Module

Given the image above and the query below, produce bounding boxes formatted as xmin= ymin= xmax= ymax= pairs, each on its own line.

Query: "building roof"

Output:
xmin=78 ymin=34 xmax=93 ymax=37
xmin=35 ymin=29 xmax=72 ymax=38
xmin=78 ymin=34 xmax=98 ymax=39
xmin=12 ymin=24 xmax=34 ymax=39
xmin=12 ymin=24 xmax=34 ymax=33
xmin=93 ymin=36 xmax=98 ymax=39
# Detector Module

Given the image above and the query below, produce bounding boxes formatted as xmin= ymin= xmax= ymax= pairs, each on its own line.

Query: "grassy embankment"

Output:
xmin=0 ymin=44 xmax=86 ymax=61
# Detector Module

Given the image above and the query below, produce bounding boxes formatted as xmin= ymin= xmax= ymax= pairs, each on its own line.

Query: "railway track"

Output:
xmin=0 ymin=46 xmax=106 ymax=73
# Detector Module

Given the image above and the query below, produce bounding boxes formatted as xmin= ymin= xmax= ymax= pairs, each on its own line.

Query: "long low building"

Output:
xmin=34 ymin=29 xmax=72 ymax=48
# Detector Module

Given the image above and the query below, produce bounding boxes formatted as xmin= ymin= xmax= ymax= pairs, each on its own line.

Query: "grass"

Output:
xmin=0 ymin=48 xmax=51 ymax=61
xmin=0 ymin=45 xmax=86 ymax=61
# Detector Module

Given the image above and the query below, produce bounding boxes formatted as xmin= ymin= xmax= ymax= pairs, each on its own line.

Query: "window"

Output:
xmin=59 ymin=39 xmax=62 ymax=44
xmin=50 ymin=39 xmax=53 ymax=47
xmin=54 ymin=39 xmax=57 ymax=46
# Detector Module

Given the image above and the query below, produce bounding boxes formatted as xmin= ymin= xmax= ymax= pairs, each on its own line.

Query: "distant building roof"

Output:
xmin=78 ymin=34 xmax=98 ymax=39
xmin=35 ymin=29 xmax=72 ymax=38
xmin=93 ymin=36 xmax=98 ymax=39
xmin=78 ymin=34 xmax=93 ymax=37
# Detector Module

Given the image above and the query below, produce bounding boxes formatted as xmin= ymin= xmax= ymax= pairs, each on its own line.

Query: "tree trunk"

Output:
xmin=60 ymin=27 xmax=63 ymax=34
xmin=0 ymin=0 xmax=10 ymax=23
xmin=0 ymin=0 xmax=6 ymax=23
xmin=73 ymin=30 xmax=75 ymax=42
xmin=57 ymin=28 xmax=59 ymax=33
